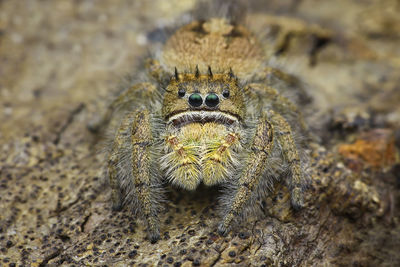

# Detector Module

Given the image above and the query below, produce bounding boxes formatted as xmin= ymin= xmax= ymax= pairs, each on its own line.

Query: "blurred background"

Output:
xmin=0 ymin=0 xmax=399 ymax=266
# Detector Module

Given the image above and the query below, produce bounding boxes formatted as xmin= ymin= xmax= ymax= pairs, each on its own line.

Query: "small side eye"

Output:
xmin=222 ymin=89 xmax=230 ymax=98
xmin=178 ymin=88 xmax=186 ymax=97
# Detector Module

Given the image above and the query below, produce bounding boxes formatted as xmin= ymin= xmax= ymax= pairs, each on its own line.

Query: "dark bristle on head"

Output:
xmin=228 ymin=68 xmax=236 ymax=80
xmin=208 ymin=66 xmax=213 ymax=78
xmin=195 ymin=65 xmax=200 ymax=78
xmin=174 ymin=67 xmax=179 ymax=81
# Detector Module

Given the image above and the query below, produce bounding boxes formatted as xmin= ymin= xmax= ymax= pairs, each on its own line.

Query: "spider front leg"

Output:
xmin=218 ymin=114 xmax=274 ymax=236
xmin=108 ymin=110 xmax=161 ymax=243
xmin=217 ymin=111 xmax=306 ymax=236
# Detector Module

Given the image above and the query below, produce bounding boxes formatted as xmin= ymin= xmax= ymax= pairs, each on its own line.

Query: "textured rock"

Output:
xmin=339 ymin=129 xmax=397 ymax=172
xmin=0 ymin=0 xmax=399 ymax=266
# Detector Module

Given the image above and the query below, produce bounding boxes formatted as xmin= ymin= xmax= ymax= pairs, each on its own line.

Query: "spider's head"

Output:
xmin=162 ymin=67 xmax=245 ymax=127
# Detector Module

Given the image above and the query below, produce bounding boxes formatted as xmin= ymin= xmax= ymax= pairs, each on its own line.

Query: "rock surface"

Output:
xmin=0 ymin=0 xmax=399 ymax=266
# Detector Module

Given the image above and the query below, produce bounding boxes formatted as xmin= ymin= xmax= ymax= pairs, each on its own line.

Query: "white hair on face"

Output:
xmin=168 ymin=111 xmax=240 ymax=128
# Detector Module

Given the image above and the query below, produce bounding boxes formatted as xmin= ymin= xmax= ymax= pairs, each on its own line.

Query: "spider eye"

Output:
xmin=178 ymin=88 xmax=186 ymax=97
xmin=205 ymin=93 xmax=219 ymax=107
xmin=222 ymin=89 xmax=230 ymax=98
xmin=188 ymin=93 xmax=203 ymax=107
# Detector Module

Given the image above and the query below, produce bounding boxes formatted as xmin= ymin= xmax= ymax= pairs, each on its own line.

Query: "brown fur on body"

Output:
xmin=161 ymin=18 xmax=265 ymax=80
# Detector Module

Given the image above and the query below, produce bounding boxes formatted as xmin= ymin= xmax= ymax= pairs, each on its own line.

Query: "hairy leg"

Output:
xmin=263 ymin=67 xmax=299 ymax=87
xmin=218 ymin=114 xmax=274 ymax=236
xmin=218 ymin=110 xmax=307 ymax=235
xmin=145 ymin=59 xmax=171 ymax=84
xmin=245 ymin=83 xmax=308 ymax=134
xmin=250 ymin=66 xmax=311 ymax=106
xmin=268 ymin=110 xmax=306 ymax=210
xmin=108 ymin=110 xmax=161 ymax=243
xmin=108 ymin=112 xmax=136 ymax=211
xmin=130 ymin=110 xmax=161 ymax=243
xmin=88 ymin=82 xmax=157 ymax=133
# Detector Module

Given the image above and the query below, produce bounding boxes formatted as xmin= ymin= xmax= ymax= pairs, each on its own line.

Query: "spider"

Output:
xmin=89 ymin=18 xmax=309 ymax=243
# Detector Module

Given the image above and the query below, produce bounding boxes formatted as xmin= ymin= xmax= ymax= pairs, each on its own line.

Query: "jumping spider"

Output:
xmin=89 ymin=18 xmax=309 ymax=243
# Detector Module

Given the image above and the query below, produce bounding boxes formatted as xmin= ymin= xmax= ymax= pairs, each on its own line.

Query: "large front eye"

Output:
xmin=178 ymin=88 xmax=186 ymax=98
xmin=188 ymin=93 xmax=203 ymax=107
xmin=205 ymin=93 xmax=219 ymax=107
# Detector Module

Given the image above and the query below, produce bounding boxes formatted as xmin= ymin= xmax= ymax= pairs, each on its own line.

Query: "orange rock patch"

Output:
xmin=339 ymin=129 xmax=398 ymax=171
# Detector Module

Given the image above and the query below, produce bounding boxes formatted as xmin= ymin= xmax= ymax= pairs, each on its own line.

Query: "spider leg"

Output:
xmin=145 ymin=59 xmax=171 ymax=84
xmin=218 ymin=114 xmax=274 ymax=236
xmin=107 ymin=111 xmax=135 ymax=211
xmin=249 ymin=65 xmax=311 ymax=107
xmin=245 ymin=83 xmax=308 ymax=135
xmin=217 ymin=110 xmax=307 ymax=236
xmin=245 ymin=82 xmax=310 ymax=207
xmin=269 ymin=110 xmax=306 ymax=210
xmin=130 ymin=110 xmax=161 ymax=243
xmin=87 ymin=82 xmax=157 ymax=133
xmin=108 ymin=110 xmax=161 ymax=243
